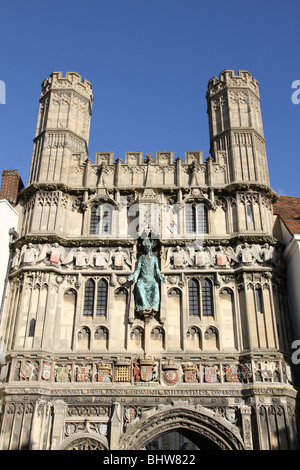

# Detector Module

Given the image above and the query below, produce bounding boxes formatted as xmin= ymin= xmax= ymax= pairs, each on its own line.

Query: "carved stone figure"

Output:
xmin=11 ymin=248 xmax=20 ymax=270
xmin=128 ymin=238 xmax=165 ymax=315
xmin=23 ymin=243 xmax=39 ymax=265
xmin=49 ymin=243 xmax=66 ymax=264
xmin=88 ymin=247 xmax=109 ymax=268
xmin=112 ymin=247 xmax=132 ymax=270
xmin=194 ymin=246 xmax=214 ymax=267
xmin=164 ymin=245 xmax=193 ymax=269
xmin=74 ymin=247 xmax=88 ymax=267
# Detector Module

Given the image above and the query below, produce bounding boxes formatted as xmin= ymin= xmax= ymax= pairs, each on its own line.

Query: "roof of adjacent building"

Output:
xmin=273 ymin=195 xmax=300 ymax=235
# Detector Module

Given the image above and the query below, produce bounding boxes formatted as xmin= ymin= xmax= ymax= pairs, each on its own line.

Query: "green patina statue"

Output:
xmin=128 ymin=238 xmax=165 ymax=315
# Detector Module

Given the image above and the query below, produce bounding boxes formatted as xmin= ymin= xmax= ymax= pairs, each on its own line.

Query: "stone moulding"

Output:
xmin=118 ymin=401 xmax=245 ymax=450
xmin=11 ymin=233 xmax=280 ymax=252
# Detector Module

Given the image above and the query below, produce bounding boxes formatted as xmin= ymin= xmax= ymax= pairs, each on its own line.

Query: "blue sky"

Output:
xmin=0 ymin=0 xmax=299 ymax=196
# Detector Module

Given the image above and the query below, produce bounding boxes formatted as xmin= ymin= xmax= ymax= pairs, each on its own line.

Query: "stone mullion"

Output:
xmin=240 ymin=405 xmax=253 ymax=450
xmin=50 ymin=400 xmax=67 ymax=450
xmin=243 ymin=274 xmax=254 ymax=351
xmin=266 ymin=279 xmax=279 ymax=350
xmin=2 ymin=279 xmax=17 ymax=350
xmin=233 ymin=283 xmax=242 ymax=351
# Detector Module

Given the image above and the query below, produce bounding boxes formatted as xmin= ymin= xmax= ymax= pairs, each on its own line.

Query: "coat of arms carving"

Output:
xmin=56 ymin=365 xmax=70 ymax=383
xmin=113 ymin=359 xmax=131 ymax=382
xmin=42 ymin=363 xmax=52 ymax=381
xmin=76 ymin=366 xmax=90 ymax=382
xmin=182 ymin=363 xmax=199 ymax=383
xmin=96 ymin=363 xmax=112 ymax=383
xmin=204 ymin=366 xmax=218 ymax=383
xmin=162 ymin=359 xmax=179 ymax=385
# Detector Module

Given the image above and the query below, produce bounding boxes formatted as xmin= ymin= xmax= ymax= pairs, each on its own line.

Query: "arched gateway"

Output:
xmin=118 ymin=402 xmax=245 ymax=451
xmin=58 ymin=402 xmax=245 ymax=451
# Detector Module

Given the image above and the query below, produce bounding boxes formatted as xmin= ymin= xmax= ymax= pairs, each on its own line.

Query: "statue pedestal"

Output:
xmin=137 ymin=310 xmax=155 ymax=354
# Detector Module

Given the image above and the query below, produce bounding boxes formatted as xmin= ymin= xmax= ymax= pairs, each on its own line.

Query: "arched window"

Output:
xmin=185 ymin=204 xmax=196 ymax=234
xmin=202 ymin=279 xmax=213 ymax=316
xmin=83 ymin=278 xmax=108 ymax=317
xmin=188 ymin=278 xmax=200 ymax=316
xmin=189 ymin=278 xmax=214 ymax=317
xmin=198 ymin=204 xmax=208 ymax=233
xmin=89 ymin=204 xmax=113 ymax=235
xmin=246 ymin=204 xmax=254 ymax=223
xmin=96 ymin=279 xmax=108 ymax=316
xmin=28 ymin=318 xmax=36 ymax=337
xmin=185 ymin=203 xmax=208 ymax=235
xmin=83 ymin=279 xmax=95 ymax=316
xmin=90 ymin=206 xmax=100 ymax=234
xmin=255 ymin=288 xmax=264 ymax=314
xmin=101 ymin=207 xmax=112 ymax=234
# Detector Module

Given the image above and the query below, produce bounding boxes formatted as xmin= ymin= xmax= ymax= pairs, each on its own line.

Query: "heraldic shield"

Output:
xmin=96 ymin=363 xmax=111 ymax=383
xmin=139 ymin=356 xmax=155 ymax=382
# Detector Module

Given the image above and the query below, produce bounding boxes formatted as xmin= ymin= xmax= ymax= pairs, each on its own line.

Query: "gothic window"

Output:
xmin=90 ymin=206 xmax=100 ymax=234
xmin=188 ymin=278 xmax=200 ymax=316
xmin=102 ymin=207 xmax=112 ymax=234
xmin=96 ymin=279 xmax=108 ymax=316
xmin=189 ymin=278 xmax=214 ymax=317
xmin=255 ymin=288 xmax=264 ymax=314
xmin=28 ymin=318 xmax=36 ymax=337
xmin=247 ymin=204 xmax=254 ymax=223
xmin=83 ymin=278 xmax=108 ymax=317
xmin=198 ymin=204 xmax=208 ymax=233
xmin=185 ymin=203 xmax=208 ymax=234
xmin=201 ymin=279 xmax=213 ymax=316
xmin=89 ymin=204 xmax=113 ymax=235
xmin=185 ymin=204 xmax=196 ymax=234
xmin=83 ymin=279 xmax=95 ymax=316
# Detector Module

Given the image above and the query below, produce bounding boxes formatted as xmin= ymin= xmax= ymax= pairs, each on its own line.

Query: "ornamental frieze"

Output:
xmin=8 ymin=356 xmax=294 ymax=389
xmin=163 ymin=242 xmax=281 ymax=270
xmin=12 ymin=243 xmax=134 ymax=271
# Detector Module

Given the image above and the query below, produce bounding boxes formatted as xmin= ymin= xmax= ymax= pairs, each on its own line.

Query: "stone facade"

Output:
xmin=0 ymin=70 xmax=298 ymax=450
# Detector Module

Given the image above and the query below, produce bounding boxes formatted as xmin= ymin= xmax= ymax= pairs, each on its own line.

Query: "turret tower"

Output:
xmin=206 ymin=69 xmax=270 ymax=186
xmin=28 ymin=71 xmax=93 ymax=185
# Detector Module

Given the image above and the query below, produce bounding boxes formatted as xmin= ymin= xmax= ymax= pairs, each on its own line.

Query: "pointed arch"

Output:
xmin=118 ymin=402 xmax=245 ymax=450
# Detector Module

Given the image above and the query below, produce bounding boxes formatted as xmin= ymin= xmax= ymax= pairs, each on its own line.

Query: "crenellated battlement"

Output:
xmin=40 ymin=71 xmax=93 ymax=101
xmin=72 ymin=150 xmax=228 ymax=189
xmin=94 ymin=150 xmax=205 ymax=166
xmin=29 ymin=69 xmax=269 ymax=188
xmin=207 ymin=69 xmax=260 ymax=98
